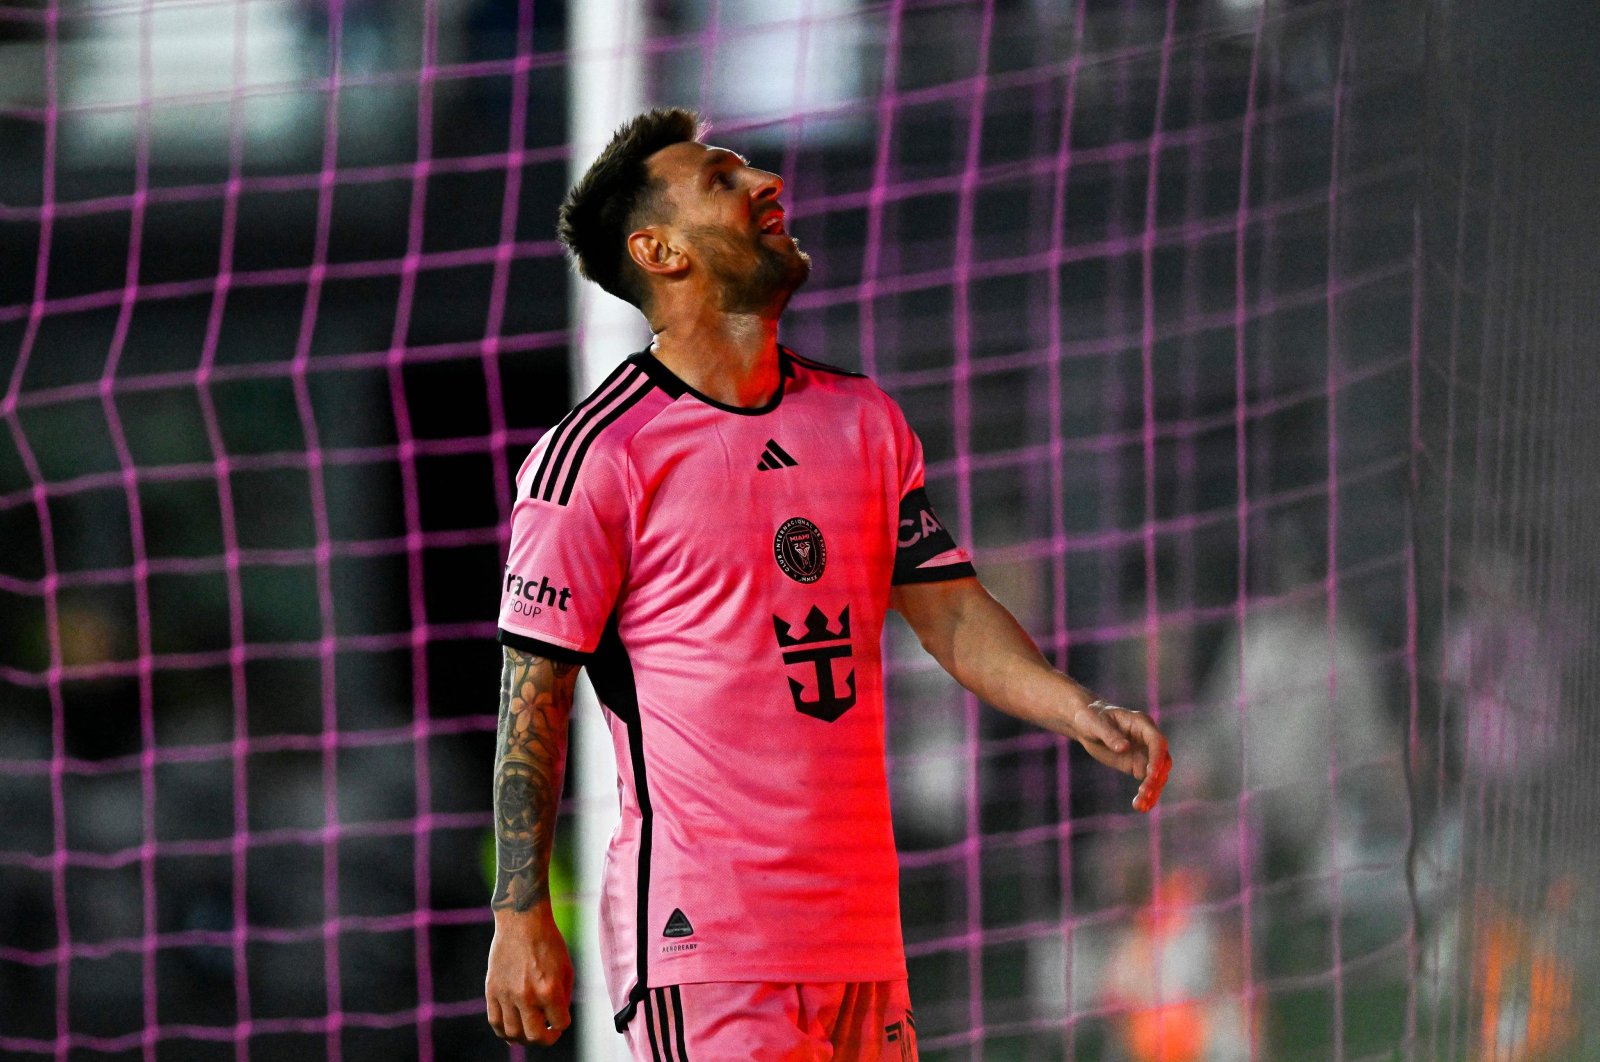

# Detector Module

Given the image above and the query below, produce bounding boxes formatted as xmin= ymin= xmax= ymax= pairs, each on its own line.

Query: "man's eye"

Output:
xmin=714 ymin=172 xmax=733 ymax=189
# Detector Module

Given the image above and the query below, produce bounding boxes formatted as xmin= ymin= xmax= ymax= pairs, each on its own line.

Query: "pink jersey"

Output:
xmin=496 ymin=348 xmax=974 ymax=1032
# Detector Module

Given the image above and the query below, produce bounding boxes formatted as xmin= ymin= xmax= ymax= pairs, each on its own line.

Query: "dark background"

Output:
xmin=2 ymin=0 xmax=1596 ymax=1057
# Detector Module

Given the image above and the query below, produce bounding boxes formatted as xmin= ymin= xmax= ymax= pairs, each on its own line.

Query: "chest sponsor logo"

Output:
xmin=772 ymin=604 xmax=856 ymax=722
xmin=773 ymin=516 xmax=827 ymax=583
xmin=503 ymin=568 xmax=572 ymax=619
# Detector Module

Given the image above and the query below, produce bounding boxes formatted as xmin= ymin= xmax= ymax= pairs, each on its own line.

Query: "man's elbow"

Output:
xmin=912 ymin=612 xmax=967 ymax=680
xmin=914 ymin=627 xmax=952 ymax=670
xmin=895 ymin=578 xmax=982 ymax=672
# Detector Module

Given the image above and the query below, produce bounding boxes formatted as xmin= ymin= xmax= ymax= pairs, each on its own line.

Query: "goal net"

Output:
xmin=1 ymin=0 xmax=1594 ymax=1058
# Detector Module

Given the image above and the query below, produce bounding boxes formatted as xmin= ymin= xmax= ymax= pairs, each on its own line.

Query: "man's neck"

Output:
xmin=649 ymin=309 xmax=783 ymax=409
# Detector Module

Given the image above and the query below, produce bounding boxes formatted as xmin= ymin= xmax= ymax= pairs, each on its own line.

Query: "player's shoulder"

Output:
xmin=782 ymin=347 xmax=907 ymax=422
xmin=783 ymin=346 xmax=868 ymax=382
xmin=783 ymin=346 xmax=898 ymax=406
xmin=519 ymin=352 xmax=669 ymax=506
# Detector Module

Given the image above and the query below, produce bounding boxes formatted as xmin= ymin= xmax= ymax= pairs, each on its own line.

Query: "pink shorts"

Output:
xmin=622 ymin=980 xmax=918 ymax=1061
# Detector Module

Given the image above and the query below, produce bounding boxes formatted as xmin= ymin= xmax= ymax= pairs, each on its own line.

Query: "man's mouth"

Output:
xmin=758 ymin=211 xmax=787 ymax=237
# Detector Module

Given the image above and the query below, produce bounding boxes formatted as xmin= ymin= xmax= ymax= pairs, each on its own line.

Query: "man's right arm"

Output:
xmin=485 ymin=646 xmax=581 ymax=1046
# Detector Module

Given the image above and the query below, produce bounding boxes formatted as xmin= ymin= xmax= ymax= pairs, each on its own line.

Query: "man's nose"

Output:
xmin=750 ymin=169 xmax=784 ymax=202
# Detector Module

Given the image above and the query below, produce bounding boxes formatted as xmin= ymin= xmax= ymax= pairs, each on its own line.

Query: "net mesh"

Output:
xmin=0 ymin=0 xmax=1595 ymax=1058
xmin=1413 ymin=2 xmax=1600 ymax=1057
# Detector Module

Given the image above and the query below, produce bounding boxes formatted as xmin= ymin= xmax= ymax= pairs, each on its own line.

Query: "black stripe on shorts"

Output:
xmin=670 ymin=985 xmax=690 ymax=1060
xmin=644 ymin=986 xmax=665 ymax=1061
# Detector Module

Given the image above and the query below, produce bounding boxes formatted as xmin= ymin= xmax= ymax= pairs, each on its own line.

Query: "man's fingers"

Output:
xmin=523 ymin=1000 xmax=560 ymax=1046
xmin=497 ymin=997 xmax=525 ymax=1044
xmin=487 ymin=989 xmax=551 ymax=1046
xmin=1085 ymin=707 xmax=1172 ymax=813
xmin=488 ymin=990 xmax=571 ymax=1046
xmin=1112 ymin=710 xmax=1169 ymax=769
xmin=485 ymin=994 xmax=504 ymax=1040
xmin=1133 ymin=745 xmax=1174 ymax=813
xmin=1081 ymin=702 xmax=1129 ymax=752
xmin=542 ymin=1000 xmax=572 ymax=1042
xmin=1131 ymin=718 xmax=1170 ymax=772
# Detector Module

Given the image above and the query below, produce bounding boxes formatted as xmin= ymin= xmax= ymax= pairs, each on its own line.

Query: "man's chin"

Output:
xmin=786 ymin=246 xmax=813 ymax=289
xmin=768 ymin=250 xmax=811 ymax=315
xmin=710 ymin=242 xmax=812 ymax=314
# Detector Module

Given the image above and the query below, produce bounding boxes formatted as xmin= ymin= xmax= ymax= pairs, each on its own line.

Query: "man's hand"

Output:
xmin=892 ymin=577 xmax=1173 ymax=813
xmin=1071 ymin=700 xmax=1172 ymax=814
xmin=485 ymin=902 xmax=574 ymax=1046
xmin=486 ymin=648 xmax=579 ymax=1044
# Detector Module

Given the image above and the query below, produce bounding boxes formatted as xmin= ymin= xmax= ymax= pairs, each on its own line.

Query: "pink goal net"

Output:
xmin=1 ymin=0 xmax=1595 ymax=1058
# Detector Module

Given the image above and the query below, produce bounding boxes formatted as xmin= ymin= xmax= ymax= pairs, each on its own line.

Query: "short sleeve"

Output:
xmin=496 ymin=441 xmax=631 ymax=661
xmin=883 ymin=393 xmax=977 ymax=586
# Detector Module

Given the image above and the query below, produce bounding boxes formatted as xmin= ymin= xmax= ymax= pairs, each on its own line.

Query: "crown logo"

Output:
xmin=772 ymin=605 xmax=851 ymax=649
xmin=771 ymin=605 xmax=856 ymax=722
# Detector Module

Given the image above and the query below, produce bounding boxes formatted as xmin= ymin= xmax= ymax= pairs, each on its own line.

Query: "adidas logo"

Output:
xmin=663 ymin=908 xmax=694 ymax=938
xmin=756 ymin=439 xmax=798 ymax=471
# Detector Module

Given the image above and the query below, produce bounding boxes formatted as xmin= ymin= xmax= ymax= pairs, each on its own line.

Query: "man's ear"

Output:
xmin=626 ymin=228 xmax=687 ymax=278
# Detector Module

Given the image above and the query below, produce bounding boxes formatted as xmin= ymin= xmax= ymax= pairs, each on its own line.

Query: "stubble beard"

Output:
xmin=691 ymin=225 xmax=812 ymax=316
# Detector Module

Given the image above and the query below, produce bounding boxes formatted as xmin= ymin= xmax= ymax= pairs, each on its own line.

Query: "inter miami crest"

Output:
xmin=773 ymin=517 xmax=827 ymax=584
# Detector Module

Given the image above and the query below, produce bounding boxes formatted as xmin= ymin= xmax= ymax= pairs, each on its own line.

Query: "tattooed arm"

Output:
xmin=485 ymin=647 xmax=581 ymax=1047
xmin=491 ymin=647 xmax=579 ymax=910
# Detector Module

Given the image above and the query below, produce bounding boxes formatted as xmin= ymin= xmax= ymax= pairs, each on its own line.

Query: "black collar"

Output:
xmin=628 ymin=346 xmax=793 ymax=417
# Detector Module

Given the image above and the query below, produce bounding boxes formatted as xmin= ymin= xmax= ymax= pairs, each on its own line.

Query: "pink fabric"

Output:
xmin=622 ymin=981 xmax=918 ymax=1061
xmin=496 ymin=351 xmax=972 ymax=1018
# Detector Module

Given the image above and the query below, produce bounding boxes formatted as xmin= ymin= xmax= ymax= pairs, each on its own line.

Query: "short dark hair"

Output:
xmin=557 ymin=107 xmax=703 ymax=308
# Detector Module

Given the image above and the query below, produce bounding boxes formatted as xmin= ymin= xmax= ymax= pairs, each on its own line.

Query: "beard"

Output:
xmin=688 ymin=225 xmax=812 ymax=315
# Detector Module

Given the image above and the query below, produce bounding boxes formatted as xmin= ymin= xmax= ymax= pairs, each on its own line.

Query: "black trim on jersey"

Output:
xmin=630 ymin=348 xmax=787 ymax=416
xmin=542 ymin=365 xmax=654 ymax=506
xmin=591 ymin=613 xmax=656 ymax=1034
xmin=785 ymin=347 xmax=865 ymax=378
xmin=555 ymin=372 xmax=654 ymax=506
xmin=495 ymin=628 xmax=591 ymax=664
xmin=528 ymin=360 xmax=634 ymax=501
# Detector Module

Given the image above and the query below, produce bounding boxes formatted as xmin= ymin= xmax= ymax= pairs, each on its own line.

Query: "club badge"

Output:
xmin=773 ymin=517 xmax=827 ymax=583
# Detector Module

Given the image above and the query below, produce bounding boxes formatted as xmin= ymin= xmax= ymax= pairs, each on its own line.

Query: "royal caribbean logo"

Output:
xmin=772 ymin=604 xmax=855 ymax=722
xmin=773 ymin=516 xmax=827 ymax=584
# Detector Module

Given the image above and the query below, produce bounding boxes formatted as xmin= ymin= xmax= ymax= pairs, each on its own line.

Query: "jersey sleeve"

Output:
xmin=496 ymin=441 xmax=631 ymax=662
xmin=884 ymin=393 xmax=977 ymax=586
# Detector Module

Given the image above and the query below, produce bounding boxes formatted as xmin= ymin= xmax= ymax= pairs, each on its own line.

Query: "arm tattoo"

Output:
xmin=492 ymin=647 xmax=579 ymax=912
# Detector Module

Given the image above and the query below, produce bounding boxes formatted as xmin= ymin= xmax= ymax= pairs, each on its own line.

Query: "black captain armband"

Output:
xmin=892 ymin=486 xmax=976 ymax=584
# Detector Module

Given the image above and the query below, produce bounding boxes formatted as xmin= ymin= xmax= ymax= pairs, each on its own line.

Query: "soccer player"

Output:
xmin=484 ymin=107 xmax=1171 ymax=1058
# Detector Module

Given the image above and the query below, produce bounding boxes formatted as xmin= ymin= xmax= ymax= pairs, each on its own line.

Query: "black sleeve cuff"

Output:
xmin=891 ymin=561 xmax=978 ymax=586
xmin=497 ymin=628 xmax=592 ymax=664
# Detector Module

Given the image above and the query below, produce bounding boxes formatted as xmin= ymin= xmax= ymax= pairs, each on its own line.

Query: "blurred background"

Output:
xmin=2 ymin=0 xmax=1598 ymax=1058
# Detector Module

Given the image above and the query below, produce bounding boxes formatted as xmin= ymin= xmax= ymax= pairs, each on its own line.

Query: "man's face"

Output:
xmin=643 ymin=141 xmax=811 ymax=314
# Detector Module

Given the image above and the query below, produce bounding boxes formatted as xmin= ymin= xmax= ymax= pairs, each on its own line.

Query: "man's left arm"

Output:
xmin=891 ymin=576 xmax=1172 ymax=813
